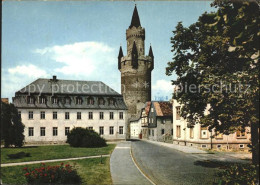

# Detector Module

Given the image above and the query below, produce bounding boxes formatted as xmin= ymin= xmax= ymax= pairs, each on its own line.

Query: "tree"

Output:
xmin=166 ymin=0 xmax=259 ymax=167
xmin=1 ymin=102 xmax=25 ymax=147
xmin=67 ymin=127 xmax=107 ymax=148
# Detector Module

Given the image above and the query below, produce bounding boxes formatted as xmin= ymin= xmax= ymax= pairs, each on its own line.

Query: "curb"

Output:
xmin=130 ymin=145 xmax=156 ymax=185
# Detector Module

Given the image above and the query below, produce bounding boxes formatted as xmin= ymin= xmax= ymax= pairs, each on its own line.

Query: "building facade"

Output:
xmin=172 ymin=99 xmax=251 ymax=151
xmin=118 ymin=5 xmax=154 ymax=118
xmin=147 ymin=101 xmax=173 ymax=142
xmin=13 ymin=76 xmax=128 ymax=144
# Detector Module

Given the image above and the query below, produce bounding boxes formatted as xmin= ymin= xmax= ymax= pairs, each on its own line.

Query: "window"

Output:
xmin=217 ymin=144 xmax=222 ymax=149
xmin=18 ymin=111 xmax=21 ymax=119
xmin=236 ymin=130 xmax=246 ymax=138
xmin=161 ymin=129 xmax=165 ymax=135
xmin=52 ymin=97 xmax=58 ymax=104
xmin=76 ymin=97 xmax=82 ymax=105
xmin=77 ymin=112 xmax=81 ymax=120
xmin=239 ymin=144 xmax=244 ymax=148
xmin=53 ymin=112 xmax=57 ymax=119
xmin=110 ymin=112 xmax=114 ymax=120
xmin=28 ymin=111 xmax=33 ymax=119
xmin=151 ymin=108 xmax=154 ymax=112
xmin=201 ymin=127 xmax=208 ymax=138
xmin=88 ymin=127 xmax=93 ymax=130
xmin=28 ymin=97 xmax=34 ymax=104
xmin=88 ymin=98 xmax=94 ymax=105
xmin=119 ymin=112 xmax=124 ymax=120
xmin=163 ymin=119 xmax=166 ymax=123
xmin=89 ymin=112 xmax=93 ymax=119
xmin=28 ymin=127 xmax=34 ymax=136
xmin=40 ymin=127 xmax=45 ymax=136
xmin=53 ymin=127 xmax=58 ymax=136
xmin=109 ymin=99 xmax=114 ymax=105
xmin=39 ymin=97 xmax=46 ymax=104
xmin=190 ymin=127 xmax=194 ymax=138
xmin=152 ymin=130 xmax=154 ymax=136
xmin=201 ymin=144 xmax=207 ymax=148
xmin=65 ymin=112 xmax=70 ymax=120
xmin=99 ymin=98 xmax=104 ymax=105
xmin=65 ymin=97 xmax=71 ymax=104
xmin=148 ymin=129 xmax=151 ymax=136
xmin=176 ymin=125 xmax=181 ymax=138
xmin=109 ymin=126 xmax=114 ymax=135
xmin=40 ymin=111 xmax=45 ymax=119
xmin=99 ymin=126 xmax=104 ymax=135
xmin=176 ymin=106 xmax=181 ymax=120
xmin=100 ymin=112 xmax=104 ymax=120
xmin=119 ymin=126 xmax=124 ymax=134
xmin=151 ymin=118 xmax=153 ymax=123
xmin=171 ymin=129 xmax=173 ymax=135
xmin=65 ymin=127 xmax=70 ymax=136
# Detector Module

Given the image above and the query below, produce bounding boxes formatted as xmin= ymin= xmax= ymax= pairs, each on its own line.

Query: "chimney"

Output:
xmin=53 ymin=75 xmax=57 ymax=80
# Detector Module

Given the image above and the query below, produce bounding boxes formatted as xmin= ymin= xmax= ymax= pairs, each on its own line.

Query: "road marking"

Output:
xmin=130 ymin=147 xmax=156 ymax=185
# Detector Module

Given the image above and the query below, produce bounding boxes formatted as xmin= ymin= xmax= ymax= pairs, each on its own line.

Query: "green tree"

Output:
xmin=1 ymin=102 xmax=25 ymax=147
xmin=166 ymin=0 xmax=259 ymax=167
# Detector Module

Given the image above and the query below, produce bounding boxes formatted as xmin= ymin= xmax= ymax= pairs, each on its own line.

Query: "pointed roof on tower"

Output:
xmin=149 ymin=45 xmax=154 ymax=58
xmin=129 ymin=5 xmax=141 ymax=28
xmin=118 ymin=46 xmax=123 ymax=58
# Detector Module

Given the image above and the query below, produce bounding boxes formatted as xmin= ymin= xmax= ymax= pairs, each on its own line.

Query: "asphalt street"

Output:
xmin=131 ymin=140 xmax=220 ymax=185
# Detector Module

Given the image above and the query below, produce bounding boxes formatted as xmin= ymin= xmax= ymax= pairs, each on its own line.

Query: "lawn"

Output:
xmin=1 ymin=157 xmax=112 ymax=184
xmin=1 ymin=144 xmax=116 ymax=164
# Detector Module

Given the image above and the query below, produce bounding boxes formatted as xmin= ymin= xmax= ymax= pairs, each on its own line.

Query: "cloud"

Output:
xmin=152 ymin=79 xmax=173 ymax=100
xmin=34 ymin=42 xmax=116 ymax=77
xmin=8 ymin=64 xmax=48 ymax=78
xmin=2 ymin=64 xmax=48 ymax=101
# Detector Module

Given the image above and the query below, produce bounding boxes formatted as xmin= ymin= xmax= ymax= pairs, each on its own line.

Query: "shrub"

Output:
xmin=217 ymin=164 xmax=258 ymax=185
xmin=8 ymin=152 xmax=31 ymax=159
xmin=67 ymin=127 xmax=107 ymax=148
xmin=23 ymin=163 xmax=81 ymax=184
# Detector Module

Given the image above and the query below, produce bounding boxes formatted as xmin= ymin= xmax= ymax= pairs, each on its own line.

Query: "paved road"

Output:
xmin=110 ymin=141 xmax=152 ymax=185
xmin=132 ymin=140 xmax=221 ymax=185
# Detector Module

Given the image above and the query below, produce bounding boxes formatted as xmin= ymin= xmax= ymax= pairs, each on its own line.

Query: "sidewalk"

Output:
xmin=1 ymin=155 xmax=110 ymax=167
xmin=110 ymin=141 xmax=152 ymax=185
xmin=143 ymin=140 xmax=207 ymax=154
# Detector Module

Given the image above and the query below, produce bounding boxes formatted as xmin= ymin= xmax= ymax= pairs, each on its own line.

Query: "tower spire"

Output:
xmin=148 ymin=45 xmax=154 ymax=58
xmin=129 ymin=5 xmax=141 ymax=28
xmin=118 ymin=46 xmax=123 ymax=70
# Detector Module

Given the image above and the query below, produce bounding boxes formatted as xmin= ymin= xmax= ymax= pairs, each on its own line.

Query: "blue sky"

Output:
xmin=2 ymin=1 xmax=215 ymax=102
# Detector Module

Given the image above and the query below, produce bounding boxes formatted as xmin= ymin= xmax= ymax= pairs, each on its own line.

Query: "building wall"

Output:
xmin=148 ymin=118 xmax=173 ymax=142
xmin=172 ymin=99 xmax=251 ymax=151
xmin=130 ymin=119 xmax=142 ymax=138
xmin=20 ymin=108 xmax=127 ymax=144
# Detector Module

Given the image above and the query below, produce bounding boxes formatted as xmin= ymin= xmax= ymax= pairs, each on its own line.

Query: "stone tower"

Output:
xmin=118 ymin=5 xmax=154 ymax=118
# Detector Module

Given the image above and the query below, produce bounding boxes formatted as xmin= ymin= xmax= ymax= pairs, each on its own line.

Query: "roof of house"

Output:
xmin=16 ymin=77 xmax=120 ymax=96
xmin=145 ymin=101 xmax=151 ymax=115
xmin=153 ymin=101 xmax=172 ymax=117
xmin=13 ymin=77 xmax=127 ymax=110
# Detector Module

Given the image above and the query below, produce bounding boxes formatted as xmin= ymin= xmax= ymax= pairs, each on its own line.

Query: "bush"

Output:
xmin=8 ymin=152 xmax=31 ymax=159
xmin=217 ymin=164 xmax=258 ymax=185
xmin=67 ymin=127 xmax=107 ymax=148
xmin=23 ymin=163 xmax=81 ymax=184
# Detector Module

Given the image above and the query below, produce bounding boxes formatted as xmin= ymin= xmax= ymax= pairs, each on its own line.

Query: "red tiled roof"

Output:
xmin=154 ymin=102 xmax=172 ymax=116
xmin=145 ymin=101 xmax=151 ymax=115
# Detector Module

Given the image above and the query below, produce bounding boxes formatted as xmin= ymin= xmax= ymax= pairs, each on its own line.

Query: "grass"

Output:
xmin=1 ymin=157 xmax=112 ymax=184
xmin=1 ymin=144 xmax=116 ymax=164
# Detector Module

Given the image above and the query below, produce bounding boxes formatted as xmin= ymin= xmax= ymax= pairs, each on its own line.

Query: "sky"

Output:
xmin=2 ymin=1 xmax=215 ymax=102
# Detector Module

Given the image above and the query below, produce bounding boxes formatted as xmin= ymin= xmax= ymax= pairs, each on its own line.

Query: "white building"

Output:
xmin=129 ymin=117 xmax=142 ymax=139
xmin=172 ymin=99 xmax=251 ymax=151
xmin=13 ymin=76 xmax=128 ymax=144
